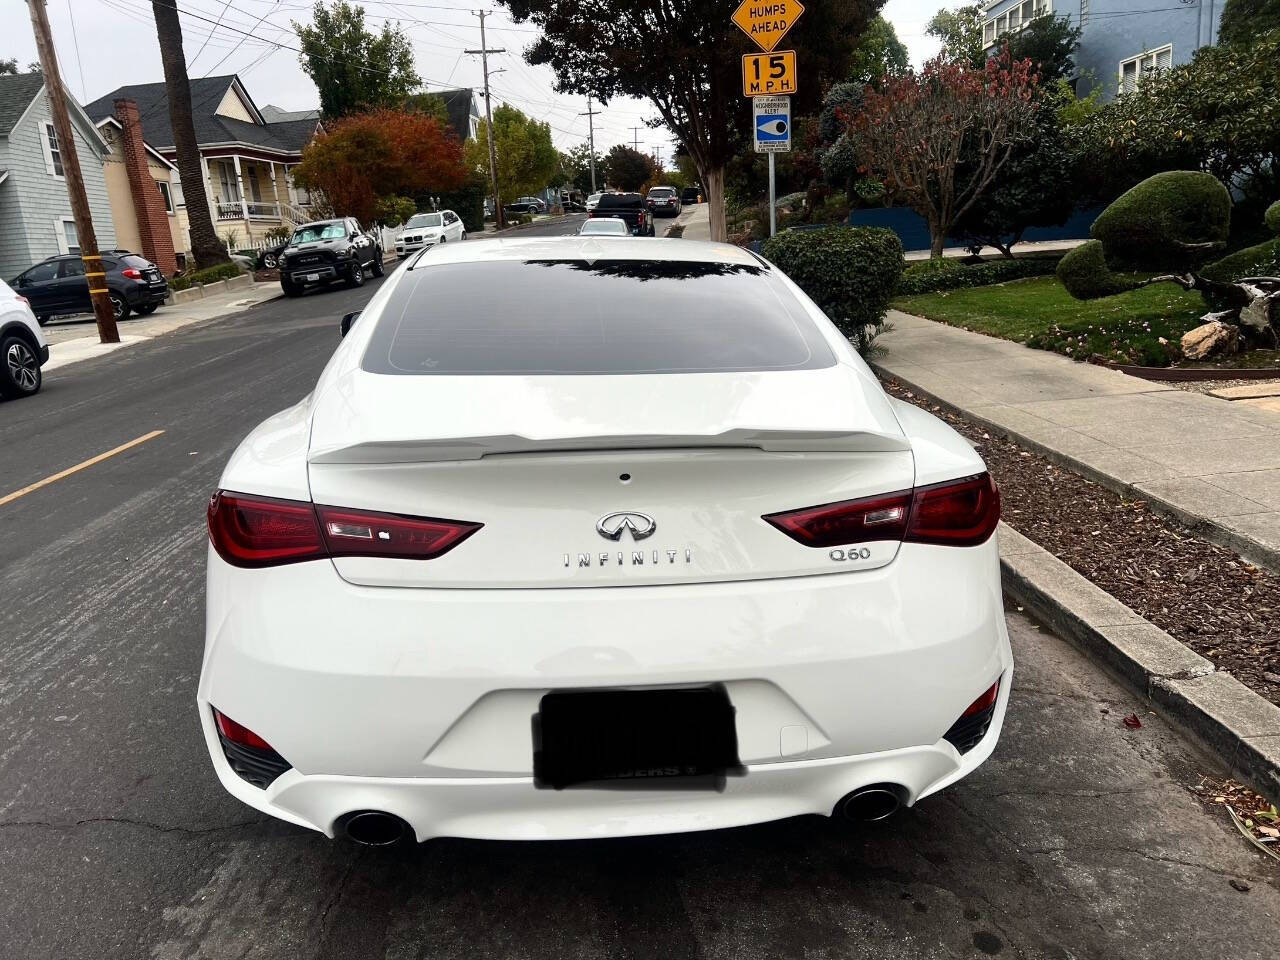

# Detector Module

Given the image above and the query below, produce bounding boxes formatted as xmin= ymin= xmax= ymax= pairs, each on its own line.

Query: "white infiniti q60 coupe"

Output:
xmin=200 ymin=237 xmax=1011 ymax=846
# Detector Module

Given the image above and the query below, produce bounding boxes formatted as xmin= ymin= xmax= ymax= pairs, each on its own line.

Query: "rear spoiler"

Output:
xmin=308 ymin=428 xmax=912 ymax=464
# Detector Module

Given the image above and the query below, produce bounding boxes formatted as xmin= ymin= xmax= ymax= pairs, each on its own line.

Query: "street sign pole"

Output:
xmin=768 ymin=153 xmax=777 ymax=238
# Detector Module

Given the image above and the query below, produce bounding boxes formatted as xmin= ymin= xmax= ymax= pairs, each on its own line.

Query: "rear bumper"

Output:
xmin=199 ymin=537 xmax=1012 ymax=840
xmin=125 ymin=281 xmax=169 ymax=307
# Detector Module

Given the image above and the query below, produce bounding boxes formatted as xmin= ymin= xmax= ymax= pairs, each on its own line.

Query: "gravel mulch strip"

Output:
xmin=880 ymin=378 xmax=1280 ymax=708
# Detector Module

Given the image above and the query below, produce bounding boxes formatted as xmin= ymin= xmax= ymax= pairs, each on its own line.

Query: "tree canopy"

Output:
xmin=604 ymin=145 xmax=653 ymax=191
xmin=293 ymin=108 xmax=466 ymax=223
xmin=1001 ymin=15 xmax=1082 ymax=83
xmin=1218 ymin=0 xmax=1280 ymax=48
xmin=926 ymin=4 xmax=985 ymax=67
xmin=293 ymin=1 xmax=420 ymax=119
xmin=559 ymin=143 xmax=602 ymax=194
xmin=464 ymin=103 xmax=558 ymax=203
xmin=498 ymin=0 xmax=882 ymax=241
xmin=846 ymin=16 xmax=908 ymax=86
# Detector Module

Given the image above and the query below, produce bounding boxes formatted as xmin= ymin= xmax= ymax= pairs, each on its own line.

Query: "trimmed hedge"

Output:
xmin=1091 ymin=171 xmax=1231 ymax=271
xmin=762 ymin=226 xmax=903 ymax=353
xmin=895 ymin=255 xmax=1062 ymax=296
xmin=1266 ymin=200 xmax=1280 ymax=237
xmin=1200 ymin=237 xmax=1280 ymax=284
xmin=1056 ymin=240 xmax=1139 ymax=300
xmin=170 ymin=261 xmax=244 ymax=292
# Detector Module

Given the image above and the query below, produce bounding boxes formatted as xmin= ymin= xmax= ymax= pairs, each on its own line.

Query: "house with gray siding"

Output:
xmin=979 ymin=0 xmax=1223 ymax=100
xmin=0 ymin=72 xmax=115 ymax=282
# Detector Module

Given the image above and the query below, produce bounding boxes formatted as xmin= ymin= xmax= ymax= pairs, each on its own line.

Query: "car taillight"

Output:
xmin=121 ymin=267 xmax=143 ymax=279
xmin=906 ymin=473 xmax=1000 ymax=547
xmin=208 ymin=491 xmax=325 ymax=567
xmin=316 ymin=505 xmax=481 ymax=560
xmin=207 ymin=490 xmax=481 ymax=568
xmin=762 ymin=490 xmax=912 ymax=548
xmin=763 ymin=473 xmax=999 ymax=549
xmin=213 ymin=708 xmax=276 ymax=751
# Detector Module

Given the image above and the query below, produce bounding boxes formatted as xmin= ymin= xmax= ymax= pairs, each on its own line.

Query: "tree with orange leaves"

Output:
xmin=292 ymin=107 xmax=468 ymax=224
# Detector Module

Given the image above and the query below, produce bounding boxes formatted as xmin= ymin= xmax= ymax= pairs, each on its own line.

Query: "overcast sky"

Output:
xmin=6 ymin=0 xmax=944 ymax=160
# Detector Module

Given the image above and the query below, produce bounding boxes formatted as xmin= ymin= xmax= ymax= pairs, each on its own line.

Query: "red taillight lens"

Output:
xmin=906 ymin=473 xmax=1000 ymax=547
xmin=213 ymin=708 xmax=275 ymax=752
xmin=762 ymin=490 xmax=912 ymax=548
xmin=960 ymin=680 xmax=1000 ymax=718
xmin=121 ymin=267 xmax=143 ymax=279
xmin=207 ymin=490 xmax=482 ymax=567
xmin=762 ymin=473 xmax=999 ymax=550
xmin=208 ymin=491 xmax=325 ymax=567
xmin=316 ymin=505 xmax=481 ymax=560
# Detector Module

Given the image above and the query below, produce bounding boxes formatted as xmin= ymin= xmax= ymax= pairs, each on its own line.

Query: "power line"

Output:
xmin=189 ymin=0 xmax=235 ymax=69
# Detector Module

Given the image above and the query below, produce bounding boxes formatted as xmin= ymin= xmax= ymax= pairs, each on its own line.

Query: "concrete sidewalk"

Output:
xmin=876 ymin=310 xmax=1280 ymax=571
xmin=41 ymin=280 xmax=281 ymax=372
xmin=679 ymin=202 xmax=711 ymax=241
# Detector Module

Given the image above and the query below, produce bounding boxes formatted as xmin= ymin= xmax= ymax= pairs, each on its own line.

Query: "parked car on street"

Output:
xmin=585 ymin=192 xmax=604 ymax=212
xmin=0 ymin=277 xmax=48 ymax=400
xmin=681 ymin=186 xmax=702 ymax=205
xmin=201 ymin=237 xmax=1009 ymax=845
xmin=394 ymin=210 xmax=466 ymax=258
xmin=647 ymin=186 xmax=682 ymax=217
xmin=588 ymin=192 xmax=654 ymax=236
xmin=504 ymin=196 xmax=546 ymax=216
xmin=279 ymin=218 xmax=383 ymax=296
xmin=578 ymin=217 xmax=630 ymax=237
xmin=257 ymin=242 xmax=288 ymax=270
xmin=10 ymin=252 xmax=168 ymax=325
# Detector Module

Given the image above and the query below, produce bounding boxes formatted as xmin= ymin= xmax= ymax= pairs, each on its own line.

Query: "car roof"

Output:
xmin=409 ymin=236 xmax=762 ymax=267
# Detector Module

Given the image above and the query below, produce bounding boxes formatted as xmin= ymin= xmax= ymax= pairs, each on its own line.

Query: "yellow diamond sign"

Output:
xmin=732 ymin=0 xmax=805 ymax=53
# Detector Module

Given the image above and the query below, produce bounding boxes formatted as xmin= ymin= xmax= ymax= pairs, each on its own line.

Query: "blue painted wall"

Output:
xmin=846 ymin=205 xmax=1101 ymax=253
xmin=980 ymin=0 xmax=1221 ymax=101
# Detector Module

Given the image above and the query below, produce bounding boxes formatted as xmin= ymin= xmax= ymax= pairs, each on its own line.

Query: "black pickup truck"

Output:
xmin=279 ymin=217 xmax=383 ymax=296
xmin=588 ymin=193 xmax=655 ymax=236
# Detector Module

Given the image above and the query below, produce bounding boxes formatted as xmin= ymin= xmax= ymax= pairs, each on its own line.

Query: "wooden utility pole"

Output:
xmin=467 ymin=11 xmax=506 ymax=229
xmin=578 ymin=96 xmax=600 ymax=193
xmin=26 ymin=0 xmax=118 ymax=343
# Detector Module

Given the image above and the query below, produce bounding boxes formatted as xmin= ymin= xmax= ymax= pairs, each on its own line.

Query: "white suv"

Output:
xmin=0 ymin=277 xmax=48 ymax=399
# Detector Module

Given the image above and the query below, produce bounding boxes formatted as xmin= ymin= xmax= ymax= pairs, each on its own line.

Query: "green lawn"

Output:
xmin=891 ymin=275 xmax=1208 ymax=366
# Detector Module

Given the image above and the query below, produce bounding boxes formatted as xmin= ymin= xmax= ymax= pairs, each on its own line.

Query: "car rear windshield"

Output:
xmin=362 ymin=259 xmax=835 ymax=376
xmin=649 ymin=188 xmax=676 ymax=196
xmin=119 ymin=255 xmax=153 ymax=270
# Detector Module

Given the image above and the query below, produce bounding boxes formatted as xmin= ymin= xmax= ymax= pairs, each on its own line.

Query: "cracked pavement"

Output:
xmin=1 ymin=272 xmax=1277 ymax=959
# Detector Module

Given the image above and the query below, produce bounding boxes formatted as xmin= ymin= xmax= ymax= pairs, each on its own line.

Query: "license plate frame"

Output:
xmin=533 ymin=685 xmax=741 ymax=790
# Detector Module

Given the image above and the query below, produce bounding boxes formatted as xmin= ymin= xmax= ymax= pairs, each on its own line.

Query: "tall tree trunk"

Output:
xmin=929 ymin=230 xmax=946 ymax=259
xmin=704 ymin=166 xmax=727 ymax=242
xmin=151 ymin=1 xmax=228 ymax=270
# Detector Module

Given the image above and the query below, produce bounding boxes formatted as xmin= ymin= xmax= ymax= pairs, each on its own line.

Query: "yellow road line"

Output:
xmin=0 ymin=430 xmax=166 ymax=507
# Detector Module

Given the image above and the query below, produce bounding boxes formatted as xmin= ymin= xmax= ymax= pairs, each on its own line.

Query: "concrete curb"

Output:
xmin=998 ymin=522 xmax=1280 ymax=797
xmin=873 ymin=364 xmax=1280 ymax=576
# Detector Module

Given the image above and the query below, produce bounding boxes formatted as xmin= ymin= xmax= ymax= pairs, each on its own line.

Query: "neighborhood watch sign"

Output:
xmin=731 ymin=0 xmax=806 ymax=53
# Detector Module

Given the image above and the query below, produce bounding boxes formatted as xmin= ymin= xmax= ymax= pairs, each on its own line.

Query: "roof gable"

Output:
xmin=0 ymin=73 xmax=47 ymax=137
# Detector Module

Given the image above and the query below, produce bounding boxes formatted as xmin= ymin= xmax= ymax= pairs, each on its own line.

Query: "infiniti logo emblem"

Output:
xmin=596 ymin=511 xmax=657 ymax=541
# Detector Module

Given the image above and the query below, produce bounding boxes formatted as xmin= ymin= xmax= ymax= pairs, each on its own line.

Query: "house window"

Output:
xmin=156 ymin=180 xmax=174 ymax=213
xmin=44 ymin=122 xmax=64 ymax=177
xmin=1119 ymin=44 xmax=1173 ymax=94
xmin=1008 ymin=8 xmax=1020 ymax=30
xmin=218 ymin=161 xmax=241 ymax=203
xmin=984 ymin=20 xmax=995 ymax=44
xmin=57 ymin=217 xmax=80 ymax=255
xmin=996 ymin=14 xmax=1007 ymax=33
xmin=1022 ymin=0 xmax=1035 ymax=22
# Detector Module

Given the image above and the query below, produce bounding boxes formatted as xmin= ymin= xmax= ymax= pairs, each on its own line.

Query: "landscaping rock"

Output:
xmin=1181 ymin=319 xmax=1239 ymax=360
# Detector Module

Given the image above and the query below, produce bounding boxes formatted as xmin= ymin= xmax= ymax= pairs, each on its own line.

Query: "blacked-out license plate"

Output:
xmin=533 ymin=685 xmax=741 ymax=789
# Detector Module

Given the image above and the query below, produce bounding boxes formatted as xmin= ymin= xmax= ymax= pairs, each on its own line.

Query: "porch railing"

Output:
xmin=214 ymin=200 xmax=283 ymax=221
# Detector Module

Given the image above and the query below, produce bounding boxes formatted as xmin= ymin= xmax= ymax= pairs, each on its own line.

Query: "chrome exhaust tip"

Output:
xmin=337 ymin=810 xmax=411 ymax=846
xmin=836 ymin=784 xmax=906 ymax=822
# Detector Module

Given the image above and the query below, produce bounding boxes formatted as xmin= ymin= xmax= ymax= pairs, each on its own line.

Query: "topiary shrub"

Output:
xmin=1090 ymin=171 xmax=1231 ymax=271
xmin=762 ymin=226 xmax=904 ymax=353
xmin=1056 ymin=240 xmax=1139 ymax=299
xmin=897 ymin=255 xmax=1062 ymax=296
xmin=1266 ymin=199 xmax=1280 ymax=237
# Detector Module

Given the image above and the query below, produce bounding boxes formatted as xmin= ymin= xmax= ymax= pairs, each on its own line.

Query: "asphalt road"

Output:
xmin=0 ymin=259 xmax=1277 ymax=960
